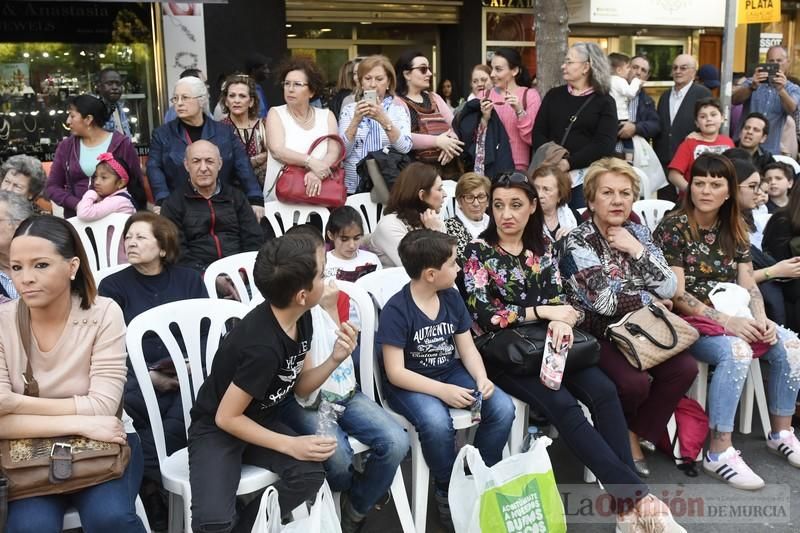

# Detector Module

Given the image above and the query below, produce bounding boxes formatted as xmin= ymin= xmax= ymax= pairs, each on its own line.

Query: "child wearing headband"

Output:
xmin=76 ymin=152 xmax=136 ymax=221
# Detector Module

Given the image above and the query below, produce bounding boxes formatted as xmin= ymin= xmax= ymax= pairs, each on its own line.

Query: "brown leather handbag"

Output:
xmin=606 ymin=302 xmax=699 ymax=371
xmin=0 ymin=302 xmax=130 ymax=501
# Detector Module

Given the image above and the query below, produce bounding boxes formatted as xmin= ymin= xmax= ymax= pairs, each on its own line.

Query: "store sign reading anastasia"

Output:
xmin=567 ymin=0 xmax=725 ymax=27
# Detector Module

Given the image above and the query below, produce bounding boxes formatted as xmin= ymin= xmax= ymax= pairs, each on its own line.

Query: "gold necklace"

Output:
xmin=287 ymin=105 xmax=313 ymax=126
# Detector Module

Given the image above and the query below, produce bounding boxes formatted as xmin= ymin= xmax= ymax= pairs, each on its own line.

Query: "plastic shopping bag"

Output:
xmin=709 ymin=282 xmax=753 ymax=319
xmin=449 ymin=437 xmax=566 ymax=533
xmin=251 ymin=481 xmax=342 ymax=533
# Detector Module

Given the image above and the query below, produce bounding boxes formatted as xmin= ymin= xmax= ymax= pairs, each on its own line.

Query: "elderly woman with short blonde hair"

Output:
xmin=444 ymin=172 xmax=491 ymax=260
xmin=561 ymin=157 xmax=697 ymax=478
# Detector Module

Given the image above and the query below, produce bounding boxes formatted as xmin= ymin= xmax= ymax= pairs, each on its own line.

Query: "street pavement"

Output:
xmin=360 ymin=413 xmax=800 ymax=532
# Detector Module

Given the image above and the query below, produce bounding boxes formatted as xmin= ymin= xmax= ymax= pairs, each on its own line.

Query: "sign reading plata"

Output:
xmin=738 ymin=0 xmax=782 ymax=24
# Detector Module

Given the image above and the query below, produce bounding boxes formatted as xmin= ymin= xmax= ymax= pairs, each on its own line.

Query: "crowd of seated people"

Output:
xmin=4 ymin=47 xmax=800 ymax=533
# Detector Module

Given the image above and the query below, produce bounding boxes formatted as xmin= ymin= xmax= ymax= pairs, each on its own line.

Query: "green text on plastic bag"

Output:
xmin=478 ymin=471 xmax=566 ymax=533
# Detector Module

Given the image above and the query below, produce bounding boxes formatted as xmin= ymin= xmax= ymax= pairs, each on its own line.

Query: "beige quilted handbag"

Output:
xmin=606 ymin=302 xmax=699 ymax=371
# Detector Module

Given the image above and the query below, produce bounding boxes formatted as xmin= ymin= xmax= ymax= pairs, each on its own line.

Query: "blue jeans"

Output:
xmin=691 ymin=327 xmax=800 ymax=433
xmin=281 ymin=391 xmax=409 ymax=516
xmin=6 ymin=432 xmax=146 ymax=533
xmin=384 ymin=360 xmax=515 ymax=485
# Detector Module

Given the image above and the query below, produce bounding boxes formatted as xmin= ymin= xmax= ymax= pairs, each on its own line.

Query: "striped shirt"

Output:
xmin=0 ymin=271 xmax=17 ymax=299
xmin=338 ymin=96 xmax=413 ymax=193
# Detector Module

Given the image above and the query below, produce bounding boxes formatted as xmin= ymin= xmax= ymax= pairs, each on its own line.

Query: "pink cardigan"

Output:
xmin=487 ymin=86 xmax=541 ymax=170
xmin=0 ymin=296 xmax=127 ymax=416
xmin=393 ymin=92 xmax=457 ymax=150
xmin=76 ymin=188 xmax=136 ymax=222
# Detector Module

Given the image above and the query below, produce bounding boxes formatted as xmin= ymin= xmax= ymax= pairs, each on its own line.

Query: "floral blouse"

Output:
xmin=560 ymin=220 xmax=677 ymax=337
xmin=462 ymin=239 xmax=565 ymax=334
xmin=653 ymin=213 xmax=751 ymax=306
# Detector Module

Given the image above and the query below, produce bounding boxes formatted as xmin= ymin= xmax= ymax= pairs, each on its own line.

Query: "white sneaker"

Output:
xmin=767 ymin=427 xmax=800 ymax=467
xmin=703 ymin=447 xmax=765 ymax=490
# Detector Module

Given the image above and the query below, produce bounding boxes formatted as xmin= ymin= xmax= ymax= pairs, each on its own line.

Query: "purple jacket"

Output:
xmin=46 ymin=132 xmax=143 ymax=218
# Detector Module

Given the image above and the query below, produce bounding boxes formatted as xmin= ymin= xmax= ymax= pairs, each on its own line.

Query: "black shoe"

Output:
xmin=340 ymin=491 xmax=367 ymax=533
xmin=434 ymin=489 xmax=455 ymax=533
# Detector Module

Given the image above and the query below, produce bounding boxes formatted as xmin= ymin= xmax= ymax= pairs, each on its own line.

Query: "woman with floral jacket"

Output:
xmin=461 ymin=171 xmax=686 ymax=532
xmin=560 ymin=158 xmax=697 ymax=478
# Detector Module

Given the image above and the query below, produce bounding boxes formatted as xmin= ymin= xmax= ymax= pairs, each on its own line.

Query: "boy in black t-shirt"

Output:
xmin=376 ymin=230 xmax=515 ymax=530
xmin=188 ymin=234 xmax=358 ymax=532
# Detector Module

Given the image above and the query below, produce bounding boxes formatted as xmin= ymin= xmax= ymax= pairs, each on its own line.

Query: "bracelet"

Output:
xmin=532 ymin=306 xmax=540 ymax=321
xmin=304 ymin=155 xmax=312 ymax=168
xmin=722 ymin=315 xmax=732 ymax=330
xmin=516 ymin=109 xmax=526 ymax=118
xmin=764 ymin=268 xmax=772 ymax=280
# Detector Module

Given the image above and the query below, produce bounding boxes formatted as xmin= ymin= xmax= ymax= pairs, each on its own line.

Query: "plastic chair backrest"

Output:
xmin=773 ymin=154 xmax=800 ymax=176
xmin=632 ymin=166 xmax=653 ymax=199
xmin=125 ymin=298 xmax=250 ymax=463
xmin=93 ymin=263 xmax=131 ymax=287
xmin=203 ymin=251 xmax=259 ymax=304
xmin=344 ymin=193 xmax=383 ymax=234
xmin=68 ymin=213 xmax=131 ymax=272
xmin=632 ymin=199 xmax=675 ymax=232
xmin=264 ymin=201 xmax=331 ymax=237
xmin=441 ymin=180 xmax=457 ymax=220
xmin=355 ymin=268 xmax=410 ymax=407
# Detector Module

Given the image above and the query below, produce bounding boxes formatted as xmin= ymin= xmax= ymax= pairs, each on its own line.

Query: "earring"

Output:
xmin=160 ymin=251 xmax=166 ymax=257
xmin=70 ymin=275 xmax=76 ymax=280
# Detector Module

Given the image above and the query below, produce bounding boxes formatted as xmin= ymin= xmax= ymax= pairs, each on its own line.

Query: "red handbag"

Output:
xmin=275 ymin=134 xmax=347 ymax=208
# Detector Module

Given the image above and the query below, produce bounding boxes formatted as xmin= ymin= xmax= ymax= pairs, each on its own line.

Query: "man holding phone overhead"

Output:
xmin=732 ymin=45 xmax=800 ymax=155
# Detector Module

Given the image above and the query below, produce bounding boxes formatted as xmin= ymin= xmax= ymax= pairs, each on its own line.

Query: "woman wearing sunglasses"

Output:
xmin=531 ymin=42 xmax=618 ymax=209
xmin=394 ymin=51 xmax=464 ymax=177
xmin=461 ymin=171 xmax=686 ymax=533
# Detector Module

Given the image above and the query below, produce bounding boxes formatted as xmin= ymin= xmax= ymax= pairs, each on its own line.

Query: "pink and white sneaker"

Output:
xmin=767 ymin=428 xmax=800 ymax=467
xmin=703 ymin=447 xmax=765 ymax=490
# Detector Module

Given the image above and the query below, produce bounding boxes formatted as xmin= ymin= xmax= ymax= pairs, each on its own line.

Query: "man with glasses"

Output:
xmin=732 ymin=45 xmax=800 ymax=157
xmin=654 ymin=54 xmax=711 ymax=201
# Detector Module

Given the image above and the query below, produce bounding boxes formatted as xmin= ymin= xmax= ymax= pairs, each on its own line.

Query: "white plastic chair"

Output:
xmin=203 ymin=251 xmax=259 ymax=305
xmin=63 ymin=497 xmax=151 ymax=531
xmin=126 ymin=299 xmax=276 ymax=533
xmin=68 ymin=213 xmax=131 ymax=273
xmin=773 ymin=154 xmax=800 ymax=176
xmin=345 ymin=192 xmax=383 ymax=234
xmin=632 ymin=199 xmax=675 ymax=232
xmin=356 ymin=268 xmax=481 ymax=533
xmin=264 ymin=201 xmax=330 ymax=237
xmin=441 ymin=179 xmax=457 ymax=220
xmin=93 ymin=263 xmax=131 ymax=286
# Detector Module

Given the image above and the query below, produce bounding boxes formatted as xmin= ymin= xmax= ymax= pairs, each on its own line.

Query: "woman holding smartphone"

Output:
xmin=485 ymin=48 xmax=541 ymax=171
xmin=339 ymin=55 xmax=413 ymax=193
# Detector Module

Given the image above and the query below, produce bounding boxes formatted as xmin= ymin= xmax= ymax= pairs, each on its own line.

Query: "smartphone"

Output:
xmin=757 ymin=63 xmax=779 ymax=84
xmin=362 ymin=89 xmax=377 ymax=105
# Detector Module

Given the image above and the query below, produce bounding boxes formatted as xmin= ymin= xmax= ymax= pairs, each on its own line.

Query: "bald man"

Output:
xmin=654 ymin=54 xmax=712 ymax=200
xmin=160 ymin=140 xmax=263 ymax=272
xmin=732 ymin=45 xmax=800 ymax=155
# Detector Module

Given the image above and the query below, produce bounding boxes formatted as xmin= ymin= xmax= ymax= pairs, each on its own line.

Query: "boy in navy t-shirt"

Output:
xmin=376 ymin=230 xmax=515 ymax=530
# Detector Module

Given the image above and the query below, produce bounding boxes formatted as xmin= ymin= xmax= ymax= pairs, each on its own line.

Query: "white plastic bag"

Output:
xmin=251 ymin=481 xmax=342 ymax=533
xmin=295 ymin=305 xmax=357 ymax=407
xmin=709 ymin=282 xmax=753 ymax=319
xmin=449 ymin=437 xmax=566 ymax=533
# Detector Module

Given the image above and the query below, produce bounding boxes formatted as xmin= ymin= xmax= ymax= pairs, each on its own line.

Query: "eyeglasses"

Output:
xmin=496 ymin=172 xmax=530 ymax=186
xmin=671 ymin=65 xmax=693 ymax=72
xmin=170 ymin=95 xmax=202 ymax=104
xmin=462 ymin=192 xmax=488 ymax=204
xmin=739 ymin=183 xmax=759 ymax=192
xmin=563 ymin=60 xmax=587 ymax=66
xmin=409 ymin=66 xmax=432 ymax=75
xmin=281 ymin=81 xmax=309 ymax=89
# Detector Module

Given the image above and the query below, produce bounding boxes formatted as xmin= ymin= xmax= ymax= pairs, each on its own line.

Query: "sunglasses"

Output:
xmin=496 ymin=171 xmax=530 ymax=185
xmin=409 ymin=65 xmax=432 ymax=75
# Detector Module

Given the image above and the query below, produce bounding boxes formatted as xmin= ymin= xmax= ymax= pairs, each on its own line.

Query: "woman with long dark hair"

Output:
xmin=461 ymin=171 xmax=686 ymax=532
xmin=654 ymin=154 xmax=800 ymax=491
xmin=46 ymin=94 xmax=145 ymax=218
xmin=0 ymin=216 xmax=145 ymax=532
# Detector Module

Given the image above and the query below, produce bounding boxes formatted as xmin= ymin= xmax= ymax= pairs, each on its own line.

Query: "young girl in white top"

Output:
xmin=76 ymin=152 xmax=136 ymax=221
xmin=324 ymin=206 xmax=381 ymax=283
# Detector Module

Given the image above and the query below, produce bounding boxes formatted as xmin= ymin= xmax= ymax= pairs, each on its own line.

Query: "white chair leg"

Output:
xmin=689 ymin=363 xmax=708 ymax=407
xmin=390 ymin=467 xmax=416 ymax=533
xmin=135 ymin=495 xmax=152 ymax=532
xmin=333 ymin=491 xmax=342 ymax=521
xmin=183 ymin=493 xmax=192 ymax=533
xmin=739 ymin=365 xmax=756 ymax=435
xmin=750 ymin=360 xmax=771 ymax=440
xmin=409 ymin=429 xmax=429 ymax=533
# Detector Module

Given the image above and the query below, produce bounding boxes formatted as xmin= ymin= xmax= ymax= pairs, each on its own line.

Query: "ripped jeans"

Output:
xmin=690 ymin=326 xmax=800 ymax=433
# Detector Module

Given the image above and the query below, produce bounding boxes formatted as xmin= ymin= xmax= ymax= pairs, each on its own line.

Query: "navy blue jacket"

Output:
xmin=633 ymin=90 xmax=660 ymax=140
xmin=146 ymin=118 xmax=262 ymax=205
